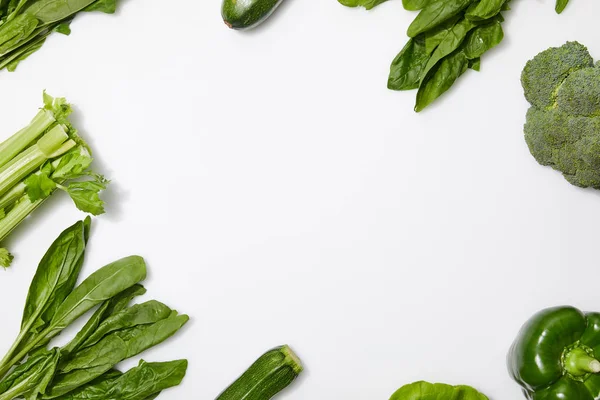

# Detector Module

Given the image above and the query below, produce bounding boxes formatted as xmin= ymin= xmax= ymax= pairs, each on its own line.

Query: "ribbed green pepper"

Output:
xmin=508 ymin=306 xmax=600 ymax=400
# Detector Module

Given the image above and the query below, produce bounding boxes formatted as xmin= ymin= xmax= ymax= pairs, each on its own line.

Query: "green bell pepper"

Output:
xmin=508 ymin=306 xmax=600 ymax=400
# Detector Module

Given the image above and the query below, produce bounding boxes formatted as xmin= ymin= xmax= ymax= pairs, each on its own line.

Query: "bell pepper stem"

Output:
xmin=565 ymin=348 xmax=600 ymax=376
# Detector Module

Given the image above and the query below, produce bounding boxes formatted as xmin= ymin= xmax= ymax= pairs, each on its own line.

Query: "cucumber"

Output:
xmin=221 ymin=0 xmax=284 ymax=30
xmin=217 ymin=345 xmax=303 ymax=400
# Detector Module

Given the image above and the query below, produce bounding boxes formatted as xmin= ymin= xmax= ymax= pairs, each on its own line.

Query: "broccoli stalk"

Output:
xmin=522 ymin=42 xmax=600 ymax=190
xmin=0 ymin=93 xmax=108 ymax=267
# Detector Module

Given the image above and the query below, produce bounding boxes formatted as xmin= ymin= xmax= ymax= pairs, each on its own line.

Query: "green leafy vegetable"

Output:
xmin=0 ymin=219 xmax=89 ymax=371
xmin=389 ymin=381 xmax=489 ymax=400
xmin=387 ymin=37 xmax=430 ymax=91
xmin=0 ymin=255 xmax=147 ymax=378
xmin=555 ymin=0 xmax=569 ymax=13
xmin=0 ymin=0 xmax=124 ymax=71
xmin=0 ymin=348 xmax=60 ymax=400
xmin=61 ymin=284 xmax=146 ymax=357
xmin=0 ymin=92 xmax=108 ymax=267
xmin=47 ymin=313 xmax=189 ymax=398
xmin=0 ymin=220 xmax=188 ymax=399
xmin=52 ymin=360 xmax=188 ymax=400
xmin=416 ymin=49 xmax=468 ymax=111
xmin=407 ymin=0 xmax=474 ymax=38
xmin=338 ymin=0 xmax=388 ymax=9
xmin=340 ymin=0 xmax=565 ymax=111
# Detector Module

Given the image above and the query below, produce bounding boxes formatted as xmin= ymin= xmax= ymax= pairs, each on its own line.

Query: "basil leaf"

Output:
xmin=338 ymin=0 xmax=388 ymax=9
xmin=463 ymin=17 xmax=504 ymax=59
xmin=46 ymin=313 xmax=189 ymax=398
xmin=390 ymin=381 xmax=489 ymax=400
xmin=419 ymin=17 xmax=476 ymax=84
xmin=61 ymin=284 xmax=146 ymax=357
xmin=388 ymin=36 xmax=430 ymax=91
xmin=415 ymin=49 xmax=468 ymax=112
xmin=465 ymin=0 xmax=506 ymax=20
xmin=52 ymin=360 xmax=188 ymax=400
xmin=407 ymin=0 xmax=475 ymax=37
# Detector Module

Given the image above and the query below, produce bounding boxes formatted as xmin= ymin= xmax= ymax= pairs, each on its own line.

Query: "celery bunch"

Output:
xmin=0 ymin=93 xmax=107 ymax=268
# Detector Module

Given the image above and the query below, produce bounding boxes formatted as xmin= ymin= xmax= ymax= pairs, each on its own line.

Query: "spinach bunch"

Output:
xmin=340 ymin=0 xmax=567 ymax=111
xmin=0 ymin=219 xmax=189 ymax=400
xmin=0 ymin=0 xmax=121 ymax=72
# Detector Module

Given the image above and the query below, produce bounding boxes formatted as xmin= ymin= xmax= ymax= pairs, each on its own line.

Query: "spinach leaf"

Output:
xmin=337 ymin=0 xmax=388 ymax=9
xmin=61 ymin=284 xmax=146 ymax=357
xmin=46 ymin=313 xmax=189 ymax=398
xmin=407 ymin=0 xmax=474 ymax=37
xmin=463 ymin=17 xmax=504 ymax=59
xmin=388 ymin=36 xmax=430 ymax=91
xmin=465 ymin=0 xmax=506 ymax=20
xmin=0 ymin=219 xmax=90 ymax=376
xmin=43 ymin=255 xmax=147 ymax=341
xmin=0 ymin=348 xmax=60 ymax=400
xmin=424 ymin=15 xmax=461 ymax=54
xmin=390 ymin=381 xmax=489 ymax=400
xmin=415 ymin=49 xmax=468 ymax=112
xmin=0 ymin=256 xmax=147 ymax=378
xmin=53 ymin=360 xmax=188 ymax=400
xmin=419 ymin=17 xmax=476 ymax=84
xmin=468 ymin=57 xmax=480 ymax=71
xmin=0 ymin=13 xmax=38 ymax=55
xmin=402 ymin=0 xmax=430 ymax=11
xmin=78 ymin=300 xmax=174 ymax=350
xmin=555 ymin=0 xmax=569 ymax=13
xmin=26 ymin=0 xmax=98 ymax=23
xmin=83 ymin=0 xmax=116 ymax=13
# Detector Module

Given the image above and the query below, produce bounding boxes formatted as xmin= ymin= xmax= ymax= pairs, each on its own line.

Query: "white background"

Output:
xmin=0 ymin=0 xmax=599 ymax=399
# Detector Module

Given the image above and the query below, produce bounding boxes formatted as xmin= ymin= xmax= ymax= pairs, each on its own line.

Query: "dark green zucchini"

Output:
xmin=217 ymin=345 xmax=303 ymax=400
xmin=221 ymin=0 xmax=284 ymax=30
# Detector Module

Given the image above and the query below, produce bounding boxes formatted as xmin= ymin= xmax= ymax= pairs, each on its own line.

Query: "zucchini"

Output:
xmin=217 ymin=345 xmax=303 ymax=400
xmin=221 ymin=0 xmax=284 ymax=30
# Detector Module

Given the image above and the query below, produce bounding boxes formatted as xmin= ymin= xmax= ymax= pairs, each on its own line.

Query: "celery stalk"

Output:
xmin=0 ymin=109 xmax=55 ymax=169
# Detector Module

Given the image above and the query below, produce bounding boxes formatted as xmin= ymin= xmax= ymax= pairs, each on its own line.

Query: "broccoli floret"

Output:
xmin=557 ymin=67 xmax=600 ymax=116
xmin=521 ymin=41 xmax=593 ymax=109
xmin=523 ymin=42 xmax=600 ymax=189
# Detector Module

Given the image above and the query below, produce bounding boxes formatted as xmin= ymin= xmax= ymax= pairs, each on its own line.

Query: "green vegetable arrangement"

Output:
xmin=0 ymin=218 xmax=188 ymax=400
xmin=217 ymin=345 xmax=303 ymax=400
xmin=338 ymin=0 xmax=568 ymax=112
xmin=521 ymin=41 xmax=600 ymax=190
xmin=508 ymin=306 xmax=600 ymax=400
xmin=0 ymin=0 xmax=123 ymax=72
xmin=389 ymin=381 xmax=489 ymax=400
xmin=0 ymin=93 xmax=107 ymax=268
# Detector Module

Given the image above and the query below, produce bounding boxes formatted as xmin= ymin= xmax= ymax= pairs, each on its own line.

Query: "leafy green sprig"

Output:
xmin=339 ymin=0 xmax=569 ymax=111
xmin=0 ymin=93 xmax=108 ymax=267
xmin=0 ymin=219 xmax=189 ymax=400
xmin=0 ymin=0 xmax=119 ymax=73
